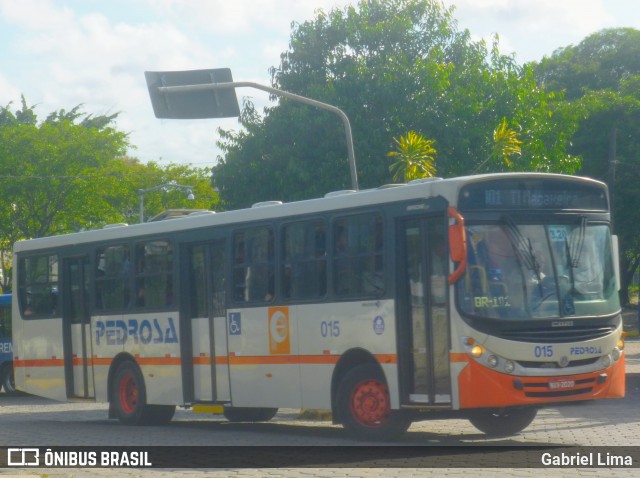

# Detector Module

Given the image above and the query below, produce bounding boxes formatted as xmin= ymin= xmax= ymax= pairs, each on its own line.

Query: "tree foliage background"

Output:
xmin=0 ymin=98 xmax=218 ymax=291
xmin=533 ymin=27 xmax=640 ymax=302
xmin=213 ymin=0 xmax=580 ymax=209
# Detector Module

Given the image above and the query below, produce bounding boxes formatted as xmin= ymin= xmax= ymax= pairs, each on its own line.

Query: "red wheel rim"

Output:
xmin=350 ymin=378 xmax=390 ymax=427
xmin=118 ymin=372 xmax=138 ymax=415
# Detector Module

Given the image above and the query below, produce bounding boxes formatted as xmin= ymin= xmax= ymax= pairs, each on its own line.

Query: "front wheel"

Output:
xmin=468 ymin=407 xmax=537 ymax=436
xmin=337 ymin=363 xmax=411 ymax=441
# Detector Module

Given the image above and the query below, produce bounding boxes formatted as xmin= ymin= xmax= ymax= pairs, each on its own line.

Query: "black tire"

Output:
xmin=223 ymin=407 xmax=278 ymax=422
xmin=111 ymin=361 xmax=153 ymax=425
xmin=144 ymin=404 xmax=176 ymax=425
xmin=1 ymin=364 xmax=16 ymax=394
xmin=468 ymin=407 xmax=537 ymax=437
xmin=337 ymin=363 xmax=411 ymax=441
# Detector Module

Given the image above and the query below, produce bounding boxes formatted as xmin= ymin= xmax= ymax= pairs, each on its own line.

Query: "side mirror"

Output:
xmin=448 ymin=207 xmax=467 ymax=284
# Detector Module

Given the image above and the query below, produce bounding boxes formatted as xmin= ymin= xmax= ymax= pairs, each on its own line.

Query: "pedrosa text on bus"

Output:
xmin=95 ymin=318 xmax=178 ymax=345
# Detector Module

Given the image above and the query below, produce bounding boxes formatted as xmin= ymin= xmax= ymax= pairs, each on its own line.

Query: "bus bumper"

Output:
xmin=457 ymin=352 xmax=625 ymax=409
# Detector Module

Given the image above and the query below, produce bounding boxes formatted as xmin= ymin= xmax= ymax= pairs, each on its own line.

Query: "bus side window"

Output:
xmin=282 ymin=220 xmax=326 ymax=300
xmin=18 ymin=254 xmax=59 ymax=317
xmin=95 ymin=245 xmax=130 ymax=311
xmin=235 ymin=227 xmax=274 ymax=303
xmin=135 ymin=240 xmax=173 ymax=309
xmin=333 ymin=213 xmax=384 ymax=297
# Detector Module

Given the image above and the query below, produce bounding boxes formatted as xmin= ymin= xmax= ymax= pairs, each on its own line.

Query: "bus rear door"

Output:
xmin=62 ymin=255 xmax=94 ymax=398
xmin=181 ymin=240 xmax=231 ymax=404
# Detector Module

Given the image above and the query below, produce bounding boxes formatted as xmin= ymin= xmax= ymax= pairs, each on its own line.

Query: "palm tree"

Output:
xmin=472 ymin=117 xmax=522 ymax=173
xmin=387 ymin=131 xmax=437 ymax=183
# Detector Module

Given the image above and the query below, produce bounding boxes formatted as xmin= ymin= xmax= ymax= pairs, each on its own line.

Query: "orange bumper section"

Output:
xmin=457 ymin=352 xmax=626 ymax=409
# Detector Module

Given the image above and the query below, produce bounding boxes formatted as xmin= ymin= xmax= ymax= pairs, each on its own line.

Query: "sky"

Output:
xmin=1 ymin=0 xmax=639 ymax=170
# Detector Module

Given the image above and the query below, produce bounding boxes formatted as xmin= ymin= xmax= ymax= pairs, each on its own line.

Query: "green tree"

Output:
xmin=535 ymin=28 xmax=640 ymax=100
xmin=472 ymin=117 xmax=523 ymax=174
xmin=533 ymin=28 xmax=640 ymax=304
xmin=0 ymin=98 xmax=129 ymax=241
xmin=214 ymin=0 xmax=580 ymax=209
xmin=98 ymin=157 xmax=218 ymax=224
xmin=0 ymin=99 xmax=220 ymax=290
xmin=387 ymin=131 xmax=436 ymax=182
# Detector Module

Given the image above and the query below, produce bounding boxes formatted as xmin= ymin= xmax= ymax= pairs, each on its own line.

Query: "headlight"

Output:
xmin=487 ymin=355 xmax=499 ymax=368
xmin=601 ymin=354 xmax=612 ymax=368
xmin=504 ymin=360 xmax=515 ymax=374
xmin=470 ymin=345 xmax=484 ymax=358
xmin=612 ymin=347 xmax=621 ymax=362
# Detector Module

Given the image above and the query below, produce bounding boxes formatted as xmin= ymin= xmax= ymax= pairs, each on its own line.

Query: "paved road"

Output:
xmin=1 ymin=336 xmax=638 ymax=477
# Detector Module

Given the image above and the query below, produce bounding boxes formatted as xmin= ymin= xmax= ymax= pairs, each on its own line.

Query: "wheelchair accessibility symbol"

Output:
xmin=228 ymin=312 xmax=241 ymax=335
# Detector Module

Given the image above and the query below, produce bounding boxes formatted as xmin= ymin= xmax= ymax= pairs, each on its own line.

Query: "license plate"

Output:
xmin=548 ymin=379 xmax=575 ymax=390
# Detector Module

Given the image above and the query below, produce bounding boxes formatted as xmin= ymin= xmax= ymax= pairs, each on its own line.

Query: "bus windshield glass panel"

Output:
xmin=457 ymin=221 xmax=619 ymax=320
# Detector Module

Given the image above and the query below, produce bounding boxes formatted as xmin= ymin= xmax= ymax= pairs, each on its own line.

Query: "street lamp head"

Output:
xmin=139 ymin=183 xmax=195 ymax=223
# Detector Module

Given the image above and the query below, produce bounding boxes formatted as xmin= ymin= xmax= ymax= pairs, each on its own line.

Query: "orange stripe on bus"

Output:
xmin=14 ymin=358 xmax=65 ymax=367
xmin=227 ymin=354 xmax=396 ymax=366
xmin=192 ymin=356 xmax=211 ymax=365
xmin=450 ymin=352 xmax=469 ymax=363
xmin=16 ymin=353 xmax=397 ymax=368
xmin=93 ymin=357 xmax=113 ymax=366
xmin=15 ymin=356 xmax=181 ymax=367
xmin=136 ymin=356 xmax=181 ymax=366
xmin=192 ymin=356 xmax=230 ymax=365
xmin=375 ymin=354 xmax=398 ymax=364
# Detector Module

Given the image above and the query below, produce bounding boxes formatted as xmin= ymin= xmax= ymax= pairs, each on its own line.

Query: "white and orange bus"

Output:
xmin=12 ymin=173 xmax=624 ymax=440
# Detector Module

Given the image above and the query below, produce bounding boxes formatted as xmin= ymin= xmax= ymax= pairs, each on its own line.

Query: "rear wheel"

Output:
xmin=468 ymin=407 xmax=537 ymax=436
xmin=337 ymin=363 xmax=411 ymax=441
xmin=1 ymin=364 xmax=16 ymax=394
xmin=111 ymin=361 xmax=174 ymax=425
xmin=112 ymin=361 xmax=147 ymax=425
xmin=223 ymin=407 xmax=278 ymax=422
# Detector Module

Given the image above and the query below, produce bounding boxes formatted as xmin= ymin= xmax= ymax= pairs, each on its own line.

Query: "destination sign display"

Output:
xmin=458 ymin=178 xmax=608 ymax=212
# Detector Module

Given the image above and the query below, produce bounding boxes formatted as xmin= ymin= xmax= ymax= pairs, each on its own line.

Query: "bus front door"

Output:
xmin=182 ymin=240 xmax=231 ymax=404
xmin=397 ymin=217 xmax=451 ymax=406
xmin=62 ymin=256 xmax=94 ymax=399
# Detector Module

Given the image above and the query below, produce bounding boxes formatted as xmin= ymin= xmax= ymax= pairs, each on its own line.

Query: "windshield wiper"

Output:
xmin=502 ymin=216 xmax=544 ymax=290
xmin=567 ymin=216 xmax=587 ymax=268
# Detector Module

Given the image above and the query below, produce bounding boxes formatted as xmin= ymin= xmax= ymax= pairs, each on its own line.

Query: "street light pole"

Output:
xmin=138 ymin=183 xmax=194 ymax=223
xmin=156 ymin=81 xmax=359 ymax=191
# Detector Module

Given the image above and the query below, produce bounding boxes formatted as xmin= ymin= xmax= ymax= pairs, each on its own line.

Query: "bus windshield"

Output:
xmin=457 ymin=221 xmax=619 ymax=320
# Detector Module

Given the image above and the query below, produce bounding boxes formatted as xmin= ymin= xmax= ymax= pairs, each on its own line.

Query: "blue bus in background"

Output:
xmin=0 ymin=293 xmax=15 ymax=394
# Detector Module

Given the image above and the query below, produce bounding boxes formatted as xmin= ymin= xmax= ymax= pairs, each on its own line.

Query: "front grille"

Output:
xmin=517 ymin=357 xmax=600 ymax=369
xmin=523 ymin=378 xmax=595 ymax=388
xmin=517 ymin=377 xmax=597 ymax=398
xmin=524 ymin=388 xmax=593 ymax=398
xmin=498 ymin=326 xmax=615 ymax=343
